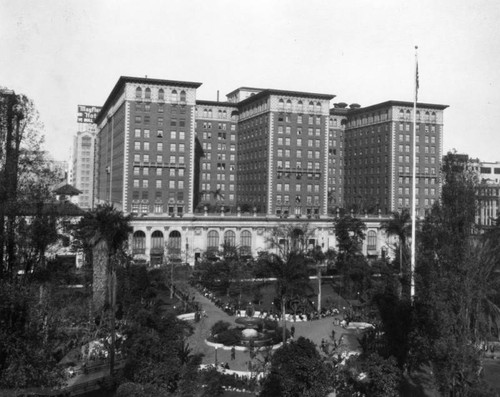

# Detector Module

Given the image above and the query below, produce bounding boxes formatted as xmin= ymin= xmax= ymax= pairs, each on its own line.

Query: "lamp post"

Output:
xmin=215 ymin=346 xmax=218 ymax=366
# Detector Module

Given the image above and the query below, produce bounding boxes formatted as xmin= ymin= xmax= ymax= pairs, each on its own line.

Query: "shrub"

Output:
xmin=216 ymin=329 xmax=241 ymax=346
xmin=211 ymin=320 xmax=231 ymax=336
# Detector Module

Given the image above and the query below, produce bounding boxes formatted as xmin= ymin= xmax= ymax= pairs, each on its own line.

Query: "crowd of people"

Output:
xmin=192 ymin=283 xmax=346 ymax=323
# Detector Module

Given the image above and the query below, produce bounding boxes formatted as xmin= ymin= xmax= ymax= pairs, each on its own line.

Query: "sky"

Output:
xmin=1 ymin=0 xmax=500 ymax=163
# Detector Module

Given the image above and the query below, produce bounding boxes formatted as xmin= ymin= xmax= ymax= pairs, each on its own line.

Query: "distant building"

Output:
xmin=471 ymin=159 xmax=500 ymax=227
xmin=70 ymin=105 xmax=102 ymax=209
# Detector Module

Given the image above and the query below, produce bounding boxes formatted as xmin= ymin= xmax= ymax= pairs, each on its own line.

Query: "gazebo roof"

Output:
xmin=53 ymin=183 xmax=82 ymax=196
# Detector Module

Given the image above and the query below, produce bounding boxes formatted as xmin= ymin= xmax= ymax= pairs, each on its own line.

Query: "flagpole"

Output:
xmin=410 ymin=46 xmax=418 ymax=300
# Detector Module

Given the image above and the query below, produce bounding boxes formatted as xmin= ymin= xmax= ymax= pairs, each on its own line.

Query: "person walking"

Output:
xmin=231 ymin=346 xmax=236 ymax=361
xmin=290 ymin=325 xmax=295 ymax=338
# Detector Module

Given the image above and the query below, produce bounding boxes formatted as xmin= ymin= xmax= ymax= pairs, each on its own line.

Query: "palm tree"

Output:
xmin=382 ymin=209 xmax=412 ymax=276
xmin=259 ymin=252 xmax=312 ymax=344
xmin=74 ymin=204 xmax=132 ymax=374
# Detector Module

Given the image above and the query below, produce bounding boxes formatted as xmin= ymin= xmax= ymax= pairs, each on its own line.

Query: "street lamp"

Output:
xmin=215 ymin=346 xmax=218 ymax=366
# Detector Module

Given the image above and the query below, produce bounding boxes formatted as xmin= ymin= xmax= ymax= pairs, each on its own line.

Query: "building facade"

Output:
xmin=95 ymin=77 xmax=202 ymax=216
xmin=93 ymin=76 xmax=448 ymax=265
xmin=342 ymin=101 xmax=448 ymax=217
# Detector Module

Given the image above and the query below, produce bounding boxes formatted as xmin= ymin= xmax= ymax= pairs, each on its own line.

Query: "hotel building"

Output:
xmin=93 ymin=76 xmax=447 ymax=265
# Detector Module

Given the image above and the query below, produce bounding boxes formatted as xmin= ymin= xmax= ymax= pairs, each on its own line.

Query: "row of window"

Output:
xmin=398 ymin=177 xmax=437 ymax=185
xmin=276 ymin=161 xmax=321 ymax=170
xmin=199 ymin=193 xmax=236 ymax=201
xmin=277 ymin=126 xmax=322 ymax=136
xmin=133 ymin=179 xmax=185 ymax=189
xmin=398 ymin=123 xmax=437 ymax=133
xmin=134 ymin=167 xmax=184 ymax=177
xmin=201 ymin=143 xmax=236 ymax=151
xmin=134 ymin=129 xmax=186 ymax=140
xmin=398 ymin=133 xmax=436 ymax=143
xmin=397 ymin=198 xmax=436 ymax=207
xmin=134 ymin=142 xmax=186 ymax=152
xmin=135 ymin=87 xmax=186 ymax=102
xmin=201 ymin=174 xmax=236 ymax=183
xmin=131 ymin=191 xmax=184 ymax=201
xmin=133 ymin=154 xmax=186 ymax=164
xmin=277 ymin=99 xmax=324 ymax=113
xmin=398 ymin=156 xmax=436 ymax=164
xmin=201 ymin=162 xmax=236 ymax=170
xmin=200 ymin=131 xmax=237 ymax=141
xmin=277 ymin=183 xmax=320 ymax=193
xmin=398 ymin=166 xmax=436 ymax=174
xmin=131 ymin=204 xmax=185 ymax=216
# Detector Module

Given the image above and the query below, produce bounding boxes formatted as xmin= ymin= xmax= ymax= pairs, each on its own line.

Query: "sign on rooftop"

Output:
xmin=77 ymin=105 xmax=102 ymax=124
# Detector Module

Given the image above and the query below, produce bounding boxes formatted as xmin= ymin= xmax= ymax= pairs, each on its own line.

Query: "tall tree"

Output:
xmin=411 ymin=152 xmax=497 ymax=395
xmin=333 ymin=215 xmax=369 ymax=297
xmin=73 ymin=204 xmax=132 ymax=374
xmin=0 ymin=90 xmax=48 ymax=278
xmin=263 ymin=224 xmax=315 ymax=342
xmin=260 ymin=337 xmax=333 ymax=397
xmin=381 ymin=209 xmax=412 ymax=276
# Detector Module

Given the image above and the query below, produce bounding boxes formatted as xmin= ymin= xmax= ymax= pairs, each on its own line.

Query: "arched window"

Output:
xmin=431 ymin=112 xmax=436 ymax=122
xmin=308 ymin=101 xmax=314 ymax=112
xmin=168 ymin=231 xmax=181 ymax=256
xmin=278 ymin=99 xmax=284 ymax=111
xmin=224 ymin=230 xmax=236 ymax=247
xmin=286 ymin=100 xmax=292 ymax=112
xmin=180 ymin=90 xmax=186 ymax=102
xmin=240 ymin=230 xmax=252 ymax=252
xmin=406 ymin=110 xmax=411 ymax=120
xmin=425 ymin=111 xmax=430 ymax=122
xmin=297 ymin=101 xmax=303 ymax=112
xmin=399 ymin=109 xmax=404 ymax=119
xmin=133 ymin=230 xmax=146 ymax=253
xmin=367 ymin=230 xmax=377 ymax=251
xmin=291 ymin=228 xmax=305 ymax=252
xmin=171 ymin=90 xmax=178 ymax=102
xmin=135 ymin=87 xmax=142 ymax=99
xmin=416 ymin=110 xmax=420 ymax=120
xmin=145 ymin=87 xmax=151 ymax=99
xmin=151 ymin=230 xmax=164 ymax=250
xmin=207 ymin=230 xmax=219 ymax=249
xmin=158 ymin=89 xmax=164 ymax=101
xmin=316 ymin=102 xmax=322 ymax=112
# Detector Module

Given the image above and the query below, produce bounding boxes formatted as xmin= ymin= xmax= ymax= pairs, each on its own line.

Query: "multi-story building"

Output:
xmin=342 ymin=101 xmax=448 ymax=216
xmin=95 ymin=77 xmax=202 ymax=217
xmin=471 ymin=159 xmax=500 ymax=227
xmin=93 ymin=76 xmax=448 ymax=265
xmin=69 ymin=105 xmax=102 ymax=209
xmin=70 ymin=129 xmax=97 ymax=209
